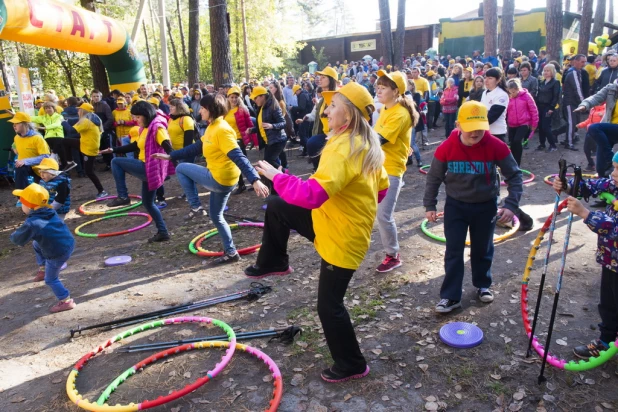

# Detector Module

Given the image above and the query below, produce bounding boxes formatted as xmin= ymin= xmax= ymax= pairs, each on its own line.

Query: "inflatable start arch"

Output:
xmin=0 ymin=0 xmax=147 ymax=92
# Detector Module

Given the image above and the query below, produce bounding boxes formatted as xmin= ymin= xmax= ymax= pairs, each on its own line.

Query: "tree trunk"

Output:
xmin=80 ymin=0 xmax=109 ymax=93
xmin=592 ymin=0 xmax=607 ymax=38
xmin=578 ymin=0 xmax=593 ymax=55
xmin=148 ymin=0 xmax=161 ymax=82
xmin=240 ymin=0 xmax=250 ymax=81
xmin=546 ymin=0 xmax=563 ymax=62
xmin=166 ymin=17 xmax=182 ymax=76
xmin=209 ymin=0 xmax=233 ymax=86
xmin=176 ymin=0 xmax=187 ymax=63
xmin=143 ymin=22 xmax=155 ymax=82
xmin=392 ymin=0 xmax=406 ymax=66
xmin=55 ymin=50 xmax=77 ymax=96
xmin=483 ymin=0 xmax=498 ymax=56
xmin=378 ymin=0 xmax=393 ymax=65
xmin=188 ymin=0 xmax=199 ymax=86
xmin=500 ymin=0 xmax=515 ymax=60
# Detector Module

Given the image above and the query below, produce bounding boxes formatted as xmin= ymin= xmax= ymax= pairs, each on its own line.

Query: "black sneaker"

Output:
xmin=517 ymin=209 xmax=534 ymax=232
xmin=184 ymin=207 xmax=207 ymax=220
xmin=573 ymin=339 xmax=609 ymax=359
xmin=592 ymin=200 xmax=607 ymax=208
xmin=108 ymin=197 xmax=131 ymax=207
xmin=233 ymin=184 xmax=246 ymax=195
xmin=148 ymin=232 xmax=170 ymax=243
xmin=478 ymin=288 xmax=494 ymax=303
xmin=103 ymin=165 xmax=111 ymax=172
xmin=435 ymin=298 xmax=462 ymax=313
xmin=320 ymin=365 xmax=370 ymax=383
xmin=244 ymin=264 xmax=293 ymax=279
xmin=584 ymin=164 xmax=596 ymax=172
xmin=213 ymin=253 xmax=241 ymax=265
xmin=546 ymin=146 xmax=558 ymax=153
xmin=406 ymin=157 xmax=413 ymax=166
xmin=568 ymin=144 xmax=578 ymax=151
xmin=536 ymin=145 xmax=546 ymax=151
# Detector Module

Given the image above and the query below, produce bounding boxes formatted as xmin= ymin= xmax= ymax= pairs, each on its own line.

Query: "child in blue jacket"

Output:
xmin=552 ymin=152 xmax=618 ymax=359
xmin=10 ymin=183 xmax=76 ymax=313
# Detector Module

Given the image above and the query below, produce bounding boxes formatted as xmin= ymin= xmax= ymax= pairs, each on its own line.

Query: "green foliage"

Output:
xmin=311 ymin=46 xmax=330 ymax=70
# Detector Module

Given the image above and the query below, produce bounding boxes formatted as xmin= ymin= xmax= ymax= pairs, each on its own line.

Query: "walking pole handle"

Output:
xmin=558 ymin=159 xmax=567 ymax=193
xmin=571 ymin=166 xmax=582 ymax=199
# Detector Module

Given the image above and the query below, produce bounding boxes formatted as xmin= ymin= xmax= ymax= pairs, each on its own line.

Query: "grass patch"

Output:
xmin=287 ymin=306 xmax=311 ymax=320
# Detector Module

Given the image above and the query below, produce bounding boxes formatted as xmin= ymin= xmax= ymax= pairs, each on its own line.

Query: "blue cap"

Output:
xmin=613 ymin=151 xmax=618 ymax=164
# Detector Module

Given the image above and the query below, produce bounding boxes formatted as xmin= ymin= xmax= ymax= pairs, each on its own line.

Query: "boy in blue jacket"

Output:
xmin=552 ymin=153 xmax=618 ymax=359
xmin=10 ymin=183 xmax=76 ymax=313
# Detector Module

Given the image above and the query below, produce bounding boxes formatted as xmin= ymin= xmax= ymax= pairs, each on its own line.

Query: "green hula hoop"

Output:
xmin=421 ymin=212 xmax=520 ymax=245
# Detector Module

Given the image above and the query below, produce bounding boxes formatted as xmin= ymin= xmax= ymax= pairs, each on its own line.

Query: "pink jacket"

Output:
xmin=440 ymin=87 xmax=459 ymax=114
xmin=507 ymin=89 xmax=539 ymax=129
xmin=234 ymin=107 xmax=258 ymax=147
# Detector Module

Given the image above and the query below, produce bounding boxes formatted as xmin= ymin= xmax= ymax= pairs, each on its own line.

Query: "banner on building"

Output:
xmin=351 ymin=39 xmax=377 ymax=52
xmin=14 ymin=66 xmax=34 ymax=115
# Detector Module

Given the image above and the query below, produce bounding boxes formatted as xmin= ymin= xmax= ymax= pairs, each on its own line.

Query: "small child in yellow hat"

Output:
xmin=10 ymin=183 xmax=76 ymax=313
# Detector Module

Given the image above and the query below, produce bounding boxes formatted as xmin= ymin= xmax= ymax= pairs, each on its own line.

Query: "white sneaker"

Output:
xmin=96 ymin=190 xmax=109 ymax=199
xmin=435 ymin=298 xmax=462 ymax=313
xmin=478 ymin=288 xmax=494 ymax=303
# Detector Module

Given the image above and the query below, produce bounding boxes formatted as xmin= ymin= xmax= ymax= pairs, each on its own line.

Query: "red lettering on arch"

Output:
xmin=27 ymin=0 xmax=44 ymax=28
xmin=102 ymin=20 xmax=113 ymax=43
xmin=71 ymin=11 xmax=85 ymax=38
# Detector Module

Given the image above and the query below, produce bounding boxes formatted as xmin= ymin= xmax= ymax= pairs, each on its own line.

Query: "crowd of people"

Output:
xmin=7 ymin=45 xmax=618 ymax=383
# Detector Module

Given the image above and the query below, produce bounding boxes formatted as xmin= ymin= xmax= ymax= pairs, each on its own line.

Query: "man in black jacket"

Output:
xmin=561 ymin=54 xmax=586 ymax=151
xmin=291 ymin=85 xmax=314 ymax=156
xmin=91 ymin=90 xmax=115 ymax=170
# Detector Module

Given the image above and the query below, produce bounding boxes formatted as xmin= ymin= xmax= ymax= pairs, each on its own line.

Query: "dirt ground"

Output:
xmin=0 ymin=129 xmax=617 ymax=412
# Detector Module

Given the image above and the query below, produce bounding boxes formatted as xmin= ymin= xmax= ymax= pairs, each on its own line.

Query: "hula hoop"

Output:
xmin=188 ymin=222 xmax=264 ymax=257
xmin=421 ymin=212 xmax=520 ymax=245
xmin=79 ymin=195 xmax=143 ymax=216
xmin=75 ymin=212 xmax=152 ymax=238
xmin=501 ymin=169 xmax=535 ymax=186
xmin=521 ymin=199 xmax=618 ymax=371
xmin=66 ymin=316 xmax=236 ymax=412
xmin=99 ymin=341 xmax=282 ymax=412
xmin=543 ymin=173 xmax=597 ymax=186
xmin=420 ymin=165 xmax=535 ymax=185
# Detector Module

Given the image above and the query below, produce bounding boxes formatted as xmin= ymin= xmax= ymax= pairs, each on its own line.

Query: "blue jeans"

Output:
xmin=120 ymin=137 xmax=134 ymax=158
xmin=33 ymin=240 xmax=72 ymax=300
xmin=175 ymin=163 xmax=237 ymax=255
xmin=111 ymin=157 xmax=168 ymax=235
xmin=444 ymin=112 xmax=456 ymax=137
xmin=307 ymin=133 xmax=327 ymax=170
xmin=589 ymin=123 xmax=618 ymax=177
xmin=410 ymin=129 xmax=422 ymax=164
xmin=441 ymin=196 xmax=497 ymax=301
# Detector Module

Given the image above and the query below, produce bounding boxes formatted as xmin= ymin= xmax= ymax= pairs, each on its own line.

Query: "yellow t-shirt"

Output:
xmin=73 ymin=118 xmax=101 ymax=157
xmin=129 ymin=126 xmax=140 ymax=143
xmin=257 ymin=107 xmax=267 ymax=144
xmin=584 ymin=64 xmax=597 ymax=87
xmin=375 ymin=103 xmax=412 ymax=177
xmin=611 ymin=104 xmax=618 ymax=124
xmin=319 ymin=99 xmax=329 ymax=133
xmin=112 ymin=109 xmax=134 ymax=138
xmin=224 ymin=107 xmax=241 ymax=140
xmin=310 ymin=131 xmax=389 ymax=270
xmin=202 ymin=117 xmax=241 ymax=186
xmin=14 ymin=133 xmax=50 ymax=161
xmin=279 ymin=100 xmax=287 ymax=117
xmin=463 ymin=79 xmax=473 ymax=93
xmin=137 ymin=127 xmax=170 ymax=162
xmin=413 ymin=77 xmax=430 ymax=96
xmin=168 ymin=115 xmax=195 ymax=150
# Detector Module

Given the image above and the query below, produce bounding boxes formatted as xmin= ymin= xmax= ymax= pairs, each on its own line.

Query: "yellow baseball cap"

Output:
xmin=449 ymin=59 xmax=455 ymax=64
xmin=427 ymin=70 xmax=436 ymax=77
xmin=148 ymin=97 xmax=160 ymax=106
xmin=377 ymin=69 xmax=406 ymax=95
xmin=35 ymin=99 xmax=44 ymax=105
xmin=33 ymin=157 xmax=61 ymax=176
xmin=8 ymin=112 xmax=32 ymax=123
xmin=386 ymin=65 xmax=392 ymax=69
xmin=227 ymin=86 xmax=242 ymax=96
xmin=465 ymin=67 xmax=473 ymax=73
xmin=131 ymin=95 xmax=140 ymax=103
xmin=515 ymin=57 xmax=523 ymax=63
xmin=250 ymin=86 xmax=268 ymax=100
xmin=457 ymin=101 xmax=489 ymax=132
xmin=292 ymin=84 xmax=301 ymax=93
xmin=78 ymin=103 xmax=94 ymax=113
xmin=13 ymin=183 xmax=52 ymax=209
xmin=322 ymin=82 xmax=374 ymax=121
xmin=315 ymin=66 xmax=338 ymax=80
xmin=173 ymin=91 xmax=184 ymax=98
xmin=117 ymin=98 xmax=126 ymax=103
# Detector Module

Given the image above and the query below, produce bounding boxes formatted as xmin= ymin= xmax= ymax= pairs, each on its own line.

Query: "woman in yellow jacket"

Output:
xmin=31 ymin=102 xmax=67 ymax=167
xmin=245 ymin=82 xmax=389 ymax=383
xmin=112 ymin=98 xmax=137 ymax=152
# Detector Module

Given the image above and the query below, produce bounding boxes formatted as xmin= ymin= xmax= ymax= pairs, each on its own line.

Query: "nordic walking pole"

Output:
xmin=538 ymin=166 xmax=583 ymax=384
xmin=527 ymin=159 xmax=568 ymax=357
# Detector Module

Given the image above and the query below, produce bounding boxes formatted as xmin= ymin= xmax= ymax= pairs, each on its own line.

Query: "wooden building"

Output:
xmin=299 ymin=24 xmax=437 ymax=65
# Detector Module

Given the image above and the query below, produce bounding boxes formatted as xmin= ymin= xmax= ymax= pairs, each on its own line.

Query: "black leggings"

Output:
xmin=62 ymin=138 xmax=103 ymax=192
xmin=45 ymin=137 xmax=67 ymax=167
xmin=507 ymin=125 xmax=530 ymax=166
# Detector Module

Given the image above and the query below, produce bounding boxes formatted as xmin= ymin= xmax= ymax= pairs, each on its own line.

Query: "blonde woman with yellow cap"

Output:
xmin=297 ymin=66 xmax=338 ymax=170
xmin=8 ymin=112 xmax=51 ymax=193
xmin=226 ymin=86 xmax=257 ymax=194
xmin=10 ymin=183 xmax=76 ymax=313
xmin=374 ymin=70 xmax=419 ymax=273
xmin=245 ymin=82 xmax=389 ymax=383
xmin=112 ymin=98 xmax=138 ymax=157
xmin=62 ymin=103 xmax=107 ymax=198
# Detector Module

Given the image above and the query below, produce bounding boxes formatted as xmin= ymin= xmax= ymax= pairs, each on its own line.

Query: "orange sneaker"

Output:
xmin=33 ymin=268 xmax=45 ymax=282
xmin=50 ymin=299 xmax=76 ymax=313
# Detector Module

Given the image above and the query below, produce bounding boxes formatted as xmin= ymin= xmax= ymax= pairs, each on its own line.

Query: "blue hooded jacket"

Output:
xmin=10 ymin=207 xmax=75 ymax=259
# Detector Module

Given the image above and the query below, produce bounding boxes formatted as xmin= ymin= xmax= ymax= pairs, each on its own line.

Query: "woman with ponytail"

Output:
xmin=244 ymin=82 xmax=389 ymax=383
xmin=480 ymin=68 xmax=509 ymax=142
xmin=374 ymin=70 xmax=419 ymax=272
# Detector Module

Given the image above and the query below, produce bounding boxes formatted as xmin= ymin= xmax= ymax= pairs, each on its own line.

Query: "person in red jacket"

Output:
xmin=439 ymin=78 xmax=459 ymax=138
xmin=506 ymin=78 xmax=539 ymax=166
xmin=577 ymin=102 xmax=606 ymax=171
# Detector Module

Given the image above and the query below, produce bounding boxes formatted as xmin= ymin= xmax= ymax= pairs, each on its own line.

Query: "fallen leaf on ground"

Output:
xmin=556 ymin=339 xmax=567 ymax=346
xmin=425 ymin=401 xmax=438 ymax=411
xmin=513 ymin=391 xmax=525 ymax=401
xmin=10 ymin=396 xmax=25 ymax=403
xmin=418 ymin=364 xmax=429 ymax=372
xmin=343 ymin=394 xmax=352 ymax=401
xmin=415 ymin=382 xmax=423 ymax=389
xmin=491 ymin=374 xmax=502 ymax=380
